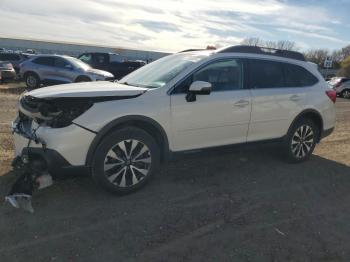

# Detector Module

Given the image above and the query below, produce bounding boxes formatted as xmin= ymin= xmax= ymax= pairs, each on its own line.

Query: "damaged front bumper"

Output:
xmin=7 ymin=116 xmax=94 ymax=212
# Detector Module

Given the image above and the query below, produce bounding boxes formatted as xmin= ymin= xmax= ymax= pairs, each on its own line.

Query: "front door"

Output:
xmin=170 ymin=58 xmax=251 ymax=151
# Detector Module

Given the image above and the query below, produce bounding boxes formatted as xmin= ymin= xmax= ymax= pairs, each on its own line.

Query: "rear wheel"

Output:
xmin=283 ymin=118 xmax=319 ymax=163
xmin=91 ymin=127 xmax=160 ymax=194
xmin=341 ymin=89 xmax=350 ymax=99
xmin=25 ymin=73 xmax=40 ymax=89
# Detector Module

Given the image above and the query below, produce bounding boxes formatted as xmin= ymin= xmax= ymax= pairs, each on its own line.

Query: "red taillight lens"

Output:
xmin=326 ymin=90 xmax=336 ymax=103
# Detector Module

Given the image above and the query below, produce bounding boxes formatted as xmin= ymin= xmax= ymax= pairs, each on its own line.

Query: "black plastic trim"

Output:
xmin=321 ymin=127 xmax=334 ymax=140
xmin=21 ymin=147 xmax=88 ymax=176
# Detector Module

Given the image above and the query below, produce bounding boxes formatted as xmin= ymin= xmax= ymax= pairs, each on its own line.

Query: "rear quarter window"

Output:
xmin=32 ymin=57 xmax=55 ymax=66
xmin=283 ymin=64 xmax=318 ymax=87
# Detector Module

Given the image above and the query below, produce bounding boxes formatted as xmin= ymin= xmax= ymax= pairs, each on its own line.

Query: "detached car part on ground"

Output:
xmin=7 ymin=45 xmax=336 ymax=211
xmin=20 ymin=55 xmax=114 ymax=89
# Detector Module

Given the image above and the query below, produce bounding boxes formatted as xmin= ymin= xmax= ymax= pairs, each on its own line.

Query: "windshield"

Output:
xmin=66 ymin=56 xmax=91 ymax=70
xmin=119 ymin=53 xmax=208 ymax=88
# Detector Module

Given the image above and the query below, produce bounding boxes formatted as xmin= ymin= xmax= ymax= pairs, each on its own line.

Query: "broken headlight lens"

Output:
xmin=20 ymin=96 xmax=93 ymax=128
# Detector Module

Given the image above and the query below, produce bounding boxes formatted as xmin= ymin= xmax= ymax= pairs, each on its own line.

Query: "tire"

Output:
xmin=283 ymin=118 xmax=319 ymax=163
xmin=75 ymin=76 xmax=91 ymax=83
xmin=25 ymin=73 xmax=40 ymax=89
xmin=91 ymin=127 xmax=160 ymax=194
xmin=341 ymin=89 xmax=350 ymax=99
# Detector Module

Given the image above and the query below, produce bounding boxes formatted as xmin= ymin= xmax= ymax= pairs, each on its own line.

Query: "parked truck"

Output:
xmin=78 ymin=52 xmax=146 ymax=79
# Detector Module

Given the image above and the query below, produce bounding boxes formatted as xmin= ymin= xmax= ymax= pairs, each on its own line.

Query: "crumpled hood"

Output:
xmin=26 ymin=81 xmax=148 ymax=99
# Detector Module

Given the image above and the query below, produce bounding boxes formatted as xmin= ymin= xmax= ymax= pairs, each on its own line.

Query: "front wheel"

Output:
xmin=91 ymin=127 xmax=160 ymax=194
xmin=283 ymin=119 xmax=319 ymax=163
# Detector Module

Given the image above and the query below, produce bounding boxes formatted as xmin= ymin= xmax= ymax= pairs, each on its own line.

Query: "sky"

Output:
xmin=0 ymin=0 xmax=349 ymax=52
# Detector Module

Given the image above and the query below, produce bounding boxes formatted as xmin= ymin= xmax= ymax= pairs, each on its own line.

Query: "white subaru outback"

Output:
xmin=12 ymin=46 xmax=336 ymax=194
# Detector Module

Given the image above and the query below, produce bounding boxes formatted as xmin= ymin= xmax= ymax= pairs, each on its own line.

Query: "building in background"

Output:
xmin=0 ymin=37 xmax=169 ymax=62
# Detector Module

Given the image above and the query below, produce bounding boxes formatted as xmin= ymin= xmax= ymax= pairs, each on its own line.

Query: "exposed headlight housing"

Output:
xmin=19 ymin=95 xmax=93 ymax=128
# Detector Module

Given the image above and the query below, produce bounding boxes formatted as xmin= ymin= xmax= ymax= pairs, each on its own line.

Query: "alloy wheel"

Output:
xmin=343 ymin=90 xmax=350 ymax=99
xmin=103 ymin=139 xmax=152 ymax=187
xmin=291 ymin=125 xmax=314 ymax=159
xmin=27 ymin=75 xmax=37 ymax=88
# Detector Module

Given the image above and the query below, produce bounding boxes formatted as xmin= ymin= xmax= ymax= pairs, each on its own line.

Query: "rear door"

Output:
xmin=247 ymin=59 xmax=318 ymax=142
xmin=31 ymin=57 xmax=55 ymax=81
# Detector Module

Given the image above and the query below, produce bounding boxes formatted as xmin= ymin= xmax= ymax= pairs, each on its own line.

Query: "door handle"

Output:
xmin=290 ymin=95 xmax=301 ymax=101
xmin=234 ymin=100 xmax=249 ymax=107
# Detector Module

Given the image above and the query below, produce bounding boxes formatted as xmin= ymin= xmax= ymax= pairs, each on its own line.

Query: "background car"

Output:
xmin=0 ymin=61 xmax=16 ymax=82
xmin=0 ymin=52 xmax=27 ymax=74
xmin=20 ymin=54 xmax=114 ymax=89
xmin=328 ymin=77 xmax=350 ymax=98
xmin=78 ymin=52 xmax=146 ymax=79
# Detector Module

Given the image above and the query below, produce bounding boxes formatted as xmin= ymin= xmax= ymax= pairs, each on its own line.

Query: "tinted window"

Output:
xmin=32 ymin=57 xmax=55 ymax=66
xmin=54 ymin=57 xmax=71 ymax=68
xmin=96 ymin=54 xmax=107 ymax=64
xmin=175 ymin=59 xmax=243 ymax=93
xmin=284 ymin=64 xmax=318 ymax=87
xmin=79 ymin=54 xmax=92 ymax=63
xmin=250 ymin=60 xmax=284 ymax=89
xmin=0 ymin=53 xmax=20 ymax=61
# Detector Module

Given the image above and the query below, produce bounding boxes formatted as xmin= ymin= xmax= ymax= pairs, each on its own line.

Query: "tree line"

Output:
xmin=240 ymin=37 xmax=350 ymax=76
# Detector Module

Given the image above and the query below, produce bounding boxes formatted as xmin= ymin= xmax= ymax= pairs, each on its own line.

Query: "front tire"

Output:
xmin=283 ymin=118 xmax=319 ymax=163
xmin=91 ymin=127 xmax=160 ymax=194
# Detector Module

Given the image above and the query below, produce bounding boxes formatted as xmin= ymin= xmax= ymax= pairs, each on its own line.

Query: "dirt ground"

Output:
xmin=1 ymin=83 xmax=350 ymax=261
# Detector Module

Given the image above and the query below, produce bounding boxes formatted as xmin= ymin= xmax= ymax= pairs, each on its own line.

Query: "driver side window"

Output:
xmin=174 ymin=59 xmax=243 ymax=94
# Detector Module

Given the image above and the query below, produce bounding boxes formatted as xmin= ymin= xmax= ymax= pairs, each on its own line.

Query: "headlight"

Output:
xmin=20 ymin=95 xmax=93 ymax=128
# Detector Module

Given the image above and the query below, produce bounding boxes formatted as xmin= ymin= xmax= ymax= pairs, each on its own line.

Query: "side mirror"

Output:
xmin=186 ymin=81 xmax=212 ymax=102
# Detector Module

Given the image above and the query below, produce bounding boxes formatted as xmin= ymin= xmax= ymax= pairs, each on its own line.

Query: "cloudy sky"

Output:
xmin=0 ymin=0 xmax=349 ymax=52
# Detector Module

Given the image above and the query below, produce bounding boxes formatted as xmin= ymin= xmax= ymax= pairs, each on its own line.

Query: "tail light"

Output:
xmin=326 ymin=89 xmax=336 ymax=103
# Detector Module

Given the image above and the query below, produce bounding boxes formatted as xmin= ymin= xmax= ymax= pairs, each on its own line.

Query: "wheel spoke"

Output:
xmin=107 ymin=166 xmax=127 ymax=183
xmin=303 ymin=142 xmax=311 ymax=151
xmin=130 ymin=165 xmax=148 ymax=176
xmin=128 ymin=140 xmax=138 ymax=158
xmin=106 ymin=150 xmax=124 ymax=163
xmin=133 ymin=144 xmax=149 ymax=160
xmin=133 ymin=156 xmax=151 ymax=164
xmin=118 ymin=141 xmax=128 ymax=158
xmin=130 ymin=166 xmax=139 ymax=185
xmin=119 ymin=168 xmax=127 ymax=187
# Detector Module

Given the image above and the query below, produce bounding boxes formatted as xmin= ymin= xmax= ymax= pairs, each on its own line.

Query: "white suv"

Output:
xmin=12 ymin=46 xmax=336 ymax=194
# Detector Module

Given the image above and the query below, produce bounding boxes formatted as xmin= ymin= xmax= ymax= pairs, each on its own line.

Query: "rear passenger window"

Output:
xmin=32 ymin=57 xmax=54 ymax=66
xmin=249 ymin=60 xmax=284 ymax=89
xmin=284 ymin=64 xmax=318 ymax=87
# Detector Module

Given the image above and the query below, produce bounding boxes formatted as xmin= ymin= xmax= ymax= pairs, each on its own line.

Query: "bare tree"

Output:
xmin=303 ymin=49 xmax=329 ymax=67
xmin=241 ymin=38 xmax=297 ymax=51
xmin=241 ymin=37 xmax=262 ymax=47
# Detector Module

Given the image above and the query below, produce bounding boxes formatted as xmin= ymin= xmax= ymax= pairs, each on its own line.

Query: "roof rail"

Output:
xmin=178 ymin=49 xmax=207 ymax=53
xmin=218 ymin=45 xmax=305 ymax=61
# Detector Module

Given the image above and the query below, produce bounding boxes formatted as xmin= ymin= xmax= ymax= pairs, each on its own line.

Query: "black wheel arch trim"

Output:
xmin=288 ymin=109 xmax=324 ymax=142
xmin=85 ymin=115 xmax=170 ymax=166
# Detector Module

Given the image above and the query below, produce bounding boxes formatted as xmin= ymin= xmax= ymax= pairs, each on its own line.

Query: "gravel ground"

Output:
xmin=1 ymin=84 xmax=350 ymax=262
